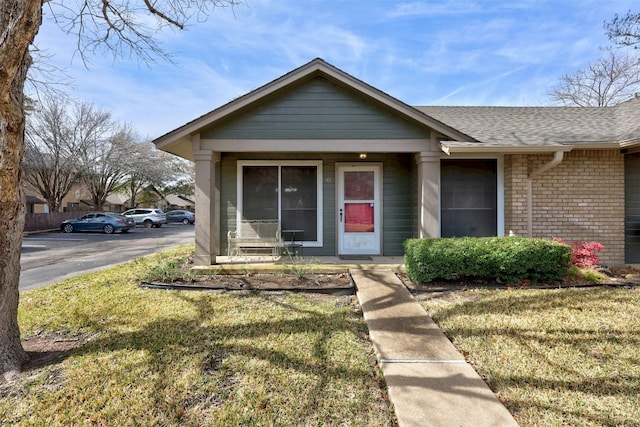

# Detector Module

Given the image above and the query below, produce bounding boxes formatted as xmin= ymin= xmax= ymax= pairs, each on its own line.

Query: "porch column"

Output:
xmin=193 ymin=150 xmax=220 ymax=265
xmin=415 ymin=151 xmax=440 ymax=238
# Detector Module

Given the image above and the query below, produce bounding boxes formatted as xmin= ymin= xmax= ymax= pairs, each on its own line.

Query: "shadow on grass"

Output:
xmin=426 ymin=287 xmax=640 ymax=427
xmin=54 ymin=290 xmax=383 ymax=424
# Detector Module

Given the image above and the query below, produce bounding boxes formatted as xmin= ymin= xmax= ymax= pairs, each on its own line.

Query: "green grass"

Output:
xmin=420 ymin=286 xmax=640 ymax=427
xmin=3 ymin=245 xmax=393 ymax=426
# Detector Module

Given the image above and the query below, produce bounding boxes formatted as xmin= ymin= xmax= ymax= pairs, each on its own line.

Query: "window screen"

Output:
xmin=242 ymin=164 xmax=318 ymax=242
xmin=242 ymin=166 xmax=278 ymax=220
xmin=441 ymin=159 xmax=497 ymax=237
xmin=281 ymin=166 xmax=318 ymax=241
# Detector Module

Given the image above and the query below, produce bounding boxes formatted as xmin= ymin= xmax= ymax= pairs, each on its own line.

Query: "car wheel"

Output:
xmin=103 ymin=224 xmax=115 ymax=234
xmin=122 ymin=229 xmax=129 ymax=233
xmin=143 ymin=219 xmax=153 ymax=228
xmin=62 ymin=223 xmax=74 ymax=233
xmin=182 ymin=218 xmax=189 ymax=224
xmin=154 ymin=223 xmax=162 ymax=228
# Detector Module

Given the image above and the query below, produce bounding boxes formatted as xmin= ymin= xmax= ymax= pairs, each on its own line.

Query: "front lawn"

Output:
xmin=419 ymin=286 xmax=640 ymax=427
xmin=1 ymin=245 xmax=393 ymax=426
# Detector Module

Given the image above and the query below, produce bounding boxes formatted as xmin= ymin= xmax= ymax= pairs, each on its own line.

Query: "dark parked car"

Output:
xmin=166 ymin=210 xmax=195 ymax=224
xmin=61 ymin=213 xmax=134 ymax=234
xmin=122 ymin=208 xmax=167 ymax=228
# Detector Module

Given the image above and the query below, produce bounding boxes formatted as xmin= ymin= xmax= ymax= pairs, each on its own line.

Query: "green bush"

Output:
xmin=404 ymin=237 xmax=572 ymax=283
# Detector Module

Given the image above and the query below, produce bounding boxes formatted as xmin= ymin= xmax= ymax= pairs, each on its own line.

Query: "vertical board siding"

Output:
xmin=203 ymin=77 xmax=430 ymax=140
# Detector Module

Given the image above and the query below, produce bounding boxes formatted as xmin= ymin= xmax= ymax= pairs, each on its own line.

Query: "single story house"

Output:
xmin=154 ymin=58 xmax=640 ymax=266
xmin=164 ymin=194 xmax=195 ymax=211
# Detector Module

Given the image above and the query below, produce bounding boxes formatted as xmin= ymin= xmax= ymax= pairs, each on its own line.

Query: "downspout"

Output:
xmin=527 ymin=151 xmax=564 ymax=237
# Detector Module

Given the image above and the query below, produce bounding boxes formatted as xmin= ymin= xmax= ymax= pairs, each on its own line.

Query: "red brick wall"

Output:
xmin=504 ymin=149 xmax=624 ymax=266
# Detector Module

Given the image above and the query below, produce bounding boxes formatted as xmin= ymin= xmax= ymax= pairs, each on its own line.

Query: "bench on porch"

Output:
xmin=227 ymin=219 xmax=283 ymax=259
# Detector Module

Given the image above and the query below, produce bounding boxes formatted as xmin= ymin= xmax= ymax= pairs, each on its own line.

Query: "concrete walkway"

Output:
xmin=351 ymin=269 xmax=519 ymax=427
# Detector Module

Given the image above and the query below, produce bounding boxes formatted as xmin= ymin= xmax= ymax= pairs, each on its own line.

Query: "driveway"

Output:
xmin=20 ymin=224 xmax=194 ymax=292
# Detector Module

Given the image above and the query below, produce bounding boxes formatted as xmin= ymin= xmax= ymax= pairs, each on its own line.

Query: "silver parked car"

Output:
xmin=122 ymin=208 xmax=167 ymax=228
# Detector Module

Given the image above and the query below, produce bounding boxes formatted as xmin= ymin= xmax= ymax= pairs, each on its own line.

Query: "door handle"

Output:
xmin=339 ymin=208 xmax=343 ymax=222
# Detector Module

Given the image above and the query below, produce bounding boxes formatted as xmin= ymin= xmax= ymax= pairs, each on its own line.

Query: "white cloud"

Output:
xmin=29 ymin=0 xmax=640 ymax=139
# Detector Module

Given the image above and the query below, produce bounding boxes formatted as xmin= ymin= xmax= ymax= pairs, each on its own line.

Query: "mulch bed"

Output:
xmin=141 ymin=272 xmax=354 ymax=293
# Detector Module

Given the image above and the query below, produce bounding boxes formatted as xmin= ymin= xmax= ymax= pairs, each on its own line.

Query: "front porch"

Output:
xmin=190 ymin=255 xmax=405 ymax=275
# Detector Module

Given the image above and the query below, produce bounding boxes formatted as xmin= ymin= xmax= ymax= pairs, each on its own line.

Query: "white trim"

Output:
xmin=618 ymin=138 xmax=640 ymax=149
xmin=336 ymin=163 xmax=383 ymax=255
xmin=202 ymin=138 xmax=431 ymax=153
xmin=154 ymin=59 xmax=469 ymax=155
xmin=439 ymin=155 xmax=504 ymax=237
xmin=441 ymin=142 xmax=574 ymax=155
xmin=236 ymin=160 xmax=323 ymax=247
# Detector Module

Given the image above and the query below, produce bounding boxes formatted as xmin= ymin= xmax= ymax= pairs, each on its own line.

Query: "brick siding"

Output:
xmin=504 ymin=149 xmax=624 ymax=266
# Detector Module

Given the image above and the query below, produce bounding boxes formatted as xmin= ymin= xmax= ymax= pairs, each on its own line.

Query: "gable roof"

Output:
xmin=153 ymin=58 xmax=469 ymax=160
xmin=154 ymin=58 xmax=640 ymax=159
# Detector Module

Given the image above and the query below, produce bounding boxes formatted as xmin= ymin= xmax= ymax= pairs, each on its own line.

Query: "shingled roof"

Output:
xmin=416 ymin=96 xmax=640 ymax=150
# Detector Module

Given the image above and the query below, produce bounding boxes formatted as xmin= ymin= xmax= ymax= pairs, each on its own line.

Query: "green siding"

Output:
xmin=203 ymin=77 xmax=430 ymax=140
xmin=220 ymin=153 xmax=413 ymax=256
xmin=382 ymin=154 xmax=414 ymax=255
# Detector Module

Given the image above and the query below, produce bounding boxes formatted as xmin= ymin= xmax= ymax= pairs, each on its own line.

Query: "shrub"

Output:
xmin=404 ymin=236 xmax=572 ymax=283
xmin=553 ymin=238 xmax=604 ymax=268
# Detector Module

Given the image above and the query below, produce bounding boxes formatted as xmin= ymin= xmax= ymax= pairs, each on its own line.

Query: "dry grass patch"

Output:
xmin=419 ymin=286 xmax=640 ymax=426
xmin=2 ymin=245 xmax=393 ymax=426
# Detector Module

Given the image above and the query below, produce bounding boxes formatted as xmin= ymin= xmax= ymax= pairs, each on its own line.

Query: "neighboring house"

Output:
xmin=164 ymin=194 xmax=195 ymax=211
xmin=22 ymin=182 xmax=48 ymax=213
xmin=154 ymin=58 xmax=640 ymax=266
xmin=106 ymin=193 xmax=129 ymax=213
xmin=25 ymin=194 xmax=47 ymax=214
xmin=59 ymin=185 xmax=93 ymax=212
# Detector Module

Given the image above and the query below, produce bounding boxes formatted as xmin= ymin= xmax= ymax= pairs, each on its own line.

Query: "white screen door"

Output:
xmin=337 ymin=163 xmax=381 ymax=255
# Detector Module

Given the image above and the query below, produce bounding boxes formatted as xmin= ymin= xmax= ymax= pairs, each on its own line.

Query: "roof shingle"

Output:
xmin=416 ymin=97 xmax=640 ymax=147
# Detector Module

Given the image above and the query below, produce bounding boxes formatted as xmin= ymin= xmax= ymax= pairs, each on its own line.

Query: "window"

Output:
xmin=441 ymin=159 xmax=497 ymax=237
xmin=238 ymin=161 xmax=322 ymax=246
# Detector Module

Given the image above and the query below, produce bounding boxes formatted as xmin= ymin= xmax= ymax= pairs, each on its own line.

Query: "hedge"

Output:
xmin=404 ymin=237 xmax=572 ymax=283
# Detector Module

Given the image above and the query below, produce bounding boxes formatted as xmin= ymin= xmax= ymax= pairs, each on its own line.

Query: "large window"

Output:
xmin=441 ymin=159 xmax=497 ymax=237
xmin=238 ymin=161 xmax=322 ymax=246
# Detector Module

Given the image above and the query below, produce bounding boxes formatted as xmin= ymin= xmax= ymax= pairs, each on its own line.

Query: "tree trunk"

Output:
xmin=0 ymin=0 xmax=42 ymax=379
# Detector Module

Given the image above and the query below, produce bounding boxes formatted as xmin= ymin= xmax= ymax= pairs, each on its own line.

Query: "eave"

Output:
xmin=153 ymin=58 xmax=471 ymax=160
xmin=440 ymin=142 xmax=575 ymax=155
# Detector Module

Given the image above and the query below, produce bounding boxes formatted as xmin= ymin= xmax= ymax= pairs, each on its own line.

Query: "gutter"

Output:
xmin=440 ymin=142 xmax=573 ymax=155
xmin=527 ymin=151 xmax=564 ymax=237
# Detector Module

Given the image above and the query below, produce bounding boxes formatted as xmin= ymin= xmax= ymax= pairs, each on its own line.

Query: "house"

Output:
xmin=25 ymin=194 xmax=47 ymax=214
xmin=154 ymin=58 xmax=640 ymax=266
xmin=164 ymin=194 xmax=195 ymax=211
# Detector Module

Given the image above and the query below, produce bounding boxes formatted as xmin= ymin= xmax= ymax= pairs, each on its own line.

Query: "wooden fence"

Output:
xmin=24 ymin=212 xmax=84 ymax=232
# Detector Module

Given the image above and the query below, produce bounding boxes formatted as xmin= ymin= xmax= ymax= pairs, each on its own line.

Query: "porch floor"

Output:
xmin=191 ymin=255 xmax=405 ymax=274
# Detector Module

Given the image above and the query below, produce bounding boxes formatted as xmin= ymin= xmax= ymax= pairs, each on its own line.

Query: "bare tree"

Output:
xmin=548 ymin=48 xmax=640 ymax=107
xmin=0 ymin=0 xmax=238 ymax=380
xmin=81 ymin=123 xmax=139 ymax=211
xmin=162 ymin=157 xmax=196 ymax=196
xmin=605 ymin=11 xmax=640 ymax=48
xmin=23 ymin=96 xmax=112 ymax=212
xmin=122 ymin=142 xmax=178 ymax=209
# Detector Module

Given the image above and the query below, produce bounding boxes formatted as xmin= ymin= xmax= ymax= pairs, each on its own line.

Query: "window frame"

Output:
xmin=237 ymin=160 xmax=323 ymax=247
xmin=439 ymin=155 xmax=504 ymax=237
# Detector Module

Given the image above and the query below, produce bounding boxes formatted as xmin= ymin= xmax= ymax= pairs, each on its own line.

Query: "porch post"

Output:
xmin=193 ymin=149 xmax=220 ymax=265
xmin=415 ymin=151 xmax=440 ymax=238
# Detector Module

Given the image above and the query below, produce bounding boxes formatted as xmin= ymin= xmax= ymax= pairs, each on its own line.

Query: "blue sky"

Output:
xmin=35 ymin=0 xmax=637 ymax=139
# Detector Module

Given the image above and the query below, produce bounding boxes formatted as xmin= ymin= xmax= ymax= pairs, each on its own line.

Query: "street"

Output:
xmin=20 ymin=224 xmax=195 ymax=292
